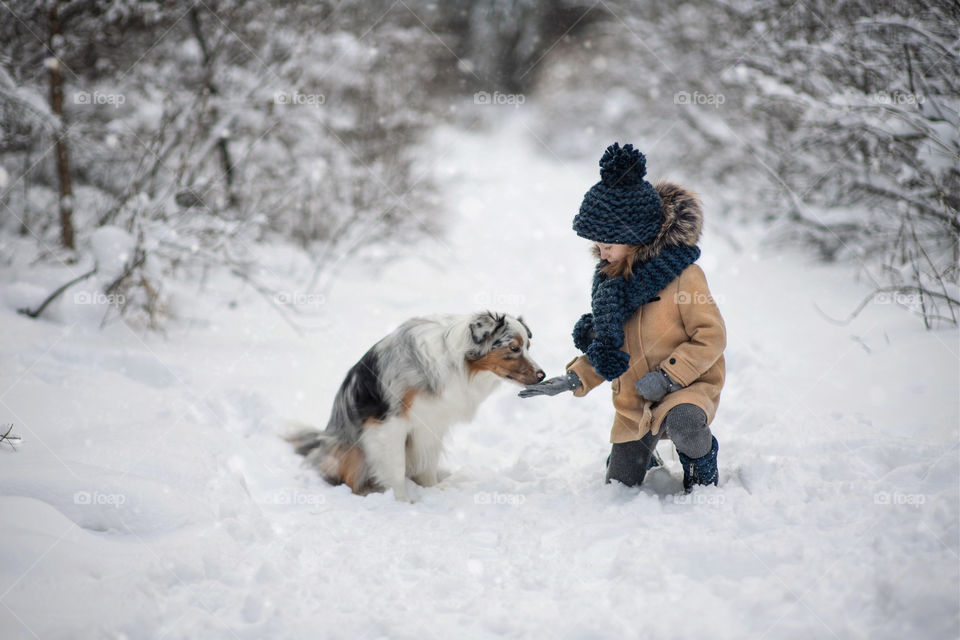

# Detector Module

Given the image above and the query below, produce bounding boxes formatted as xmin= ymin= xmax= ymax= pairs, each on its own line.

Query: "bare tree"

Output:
xmin=47 ymin=0 xmax=74 ymax=249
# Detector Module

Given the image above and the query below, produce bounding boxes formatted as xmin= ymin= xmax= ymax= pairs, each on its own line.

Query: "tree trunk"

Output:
xmin=48 ymin=0 xmax=74 ymax=249
xmin=189 ymin=6 xmax=235 ymax=204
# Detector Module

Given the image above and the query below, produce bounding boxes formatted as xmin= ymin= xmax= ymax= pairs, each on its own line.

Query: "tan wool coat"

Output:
xmin=565 ymin=182 xmax=726 ymax=444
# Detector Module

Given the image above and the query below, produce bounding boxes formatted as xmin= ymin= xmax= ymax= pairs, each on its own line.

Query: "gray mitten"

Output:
xmin=634 ymin=370 xmax=682 ymax=403
xmin=518 ymin=371 xmax=582 ymax=398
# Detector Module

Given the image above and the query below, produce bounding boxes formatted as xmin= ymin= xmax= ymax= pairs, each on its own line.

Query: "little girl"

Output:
xmin=520 ymin=143 xmax=726 ymax=491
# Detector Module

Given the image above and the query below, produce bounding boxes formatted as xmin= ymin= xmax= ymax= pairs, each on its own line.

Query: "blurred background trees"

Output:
xmin=1 ymin=0 xmax=956 ymax=327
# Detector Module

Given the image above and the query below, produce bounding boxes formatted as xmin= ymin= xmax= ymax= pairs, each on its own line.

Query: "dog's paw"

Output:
xmin=388 ymin=487 xmax=415 ymax=503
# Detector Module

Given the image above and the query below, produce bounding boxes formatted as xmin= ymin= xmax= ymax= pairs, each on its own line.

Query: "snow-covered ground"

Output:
xmin=1 ymin=115 xmax=957 ymax=639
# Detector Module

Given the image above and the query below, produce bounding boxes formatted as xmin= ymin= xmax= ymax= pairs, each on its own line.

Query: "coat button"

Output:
xmin=669 ymin=357 xmax=676 ymax=364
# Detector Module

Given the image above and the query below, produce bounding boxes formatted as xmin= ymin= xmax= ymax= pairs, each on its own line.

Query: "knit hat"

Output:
xmin=572 ymin=143 xmax=663 ymax=245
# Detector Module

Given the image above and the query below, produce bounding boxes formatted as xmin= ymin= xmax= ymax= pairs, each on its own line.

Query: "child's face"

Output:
xmin=595 ymin=242 xmax=631 ymax=264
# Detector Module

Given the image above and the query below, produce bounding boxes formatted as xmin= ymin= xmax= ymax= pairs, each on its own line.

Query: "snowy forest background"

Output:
xmin=1 ymin=0 xmax=957 ymax=328
xmin=1 ymin=1 xmax=959 ymax=639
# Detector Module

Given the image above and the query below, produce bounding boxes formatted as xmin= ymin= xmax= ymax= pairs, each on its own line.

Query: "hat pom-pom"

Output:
xmin=598 ymin=142 xmax=646 ymax=188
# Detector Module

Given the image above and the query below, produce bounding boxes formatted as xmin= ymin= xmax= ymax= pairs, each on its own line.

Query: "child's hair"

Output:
xmin=591 ymin=244 xmax=645 ymax=279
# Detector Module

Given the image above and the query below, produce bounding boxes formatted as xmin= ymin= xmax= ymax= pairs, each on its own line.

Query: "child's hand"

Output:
xmin=634 ymin=370 xmax=682 ymax=402
xmin=518 ymin=371 xmax=581 ymax=398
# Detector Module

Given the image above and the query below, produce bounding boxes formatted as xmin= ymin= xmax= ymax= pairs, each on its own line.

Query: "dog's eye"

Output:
xmin=510 ymin=345 xmax=521 ymax=353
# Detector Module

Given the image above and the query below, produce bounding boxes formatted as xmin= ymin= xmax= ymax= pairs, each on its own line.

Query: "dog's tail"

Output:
xmin=285 ymin=429 xmax=372 ymax=495
xmin=285 ymin=428 xmax=328 ymax=456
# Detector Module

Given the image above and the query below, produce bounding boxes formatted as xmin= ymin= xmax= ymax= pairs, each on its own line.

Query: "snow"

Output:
xmin=90 ymin=226 xmax=135 ymax=278
xmin=1 ymin=114 xmax=958 ymax=639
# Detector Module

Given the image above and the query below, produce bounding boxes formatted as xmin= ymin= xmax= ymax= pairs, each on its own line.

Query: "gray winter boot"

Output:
xmin=605 ymin=430 xmax=662 ymax=486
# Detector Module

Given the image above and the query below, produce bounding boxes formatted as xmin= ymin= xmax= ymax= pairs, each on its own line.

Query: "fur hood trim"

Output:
xmin=636 ymin=181 xmax=703 ymax=262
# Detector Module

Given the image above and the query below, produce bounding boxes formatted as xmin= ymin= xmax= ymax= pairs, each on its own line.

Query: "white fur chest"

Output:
xmin=407 ymin=370 xmax=502 ymax=433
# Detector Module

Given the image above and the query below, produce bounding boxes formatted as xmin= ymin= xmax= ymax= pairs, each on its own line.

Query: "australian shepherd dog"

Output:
xmin=288 ymin=311 xmax=544 ymax=501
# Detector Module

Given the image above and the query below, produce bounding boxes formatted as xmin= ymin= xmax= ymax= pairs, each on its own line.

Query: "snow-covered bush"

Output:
xmin=529 ymin=0 xmax=958 ymax=327
xmin=0 ymin=0 xmax=446 ymax=326
xmin=728 ymin=0 xmax=958 ymax=326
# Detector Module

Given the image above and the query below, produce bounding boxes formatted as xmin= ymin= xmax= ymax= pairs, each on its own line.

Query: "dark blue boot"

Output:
xmin=676 ymin=436 xmax=719 ymax=492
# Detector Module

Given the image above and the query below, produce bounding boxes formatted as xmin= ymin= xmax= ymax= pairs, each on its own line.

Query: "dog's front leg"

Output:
xmin=408 ymin=431 xmax=441 ymax=488
xmin=361 ymin=422 xmax=412 ymax=502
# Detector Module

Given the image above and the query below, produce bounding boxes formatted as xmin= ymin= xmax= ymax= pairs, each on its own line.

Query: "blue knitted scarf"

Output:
xmin=573 ymin=244 xmax=701 ymax=381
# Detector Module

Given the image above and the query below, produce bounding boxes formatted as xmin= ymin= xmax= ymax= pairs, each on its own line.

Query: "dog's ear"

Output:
xmin=469 ymin=311 xmax=505 ymax=344
xmin=516 ymin=315 xmax=532 ymax=339
xmin=468 ymin=311 xmax=506 ymax=357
